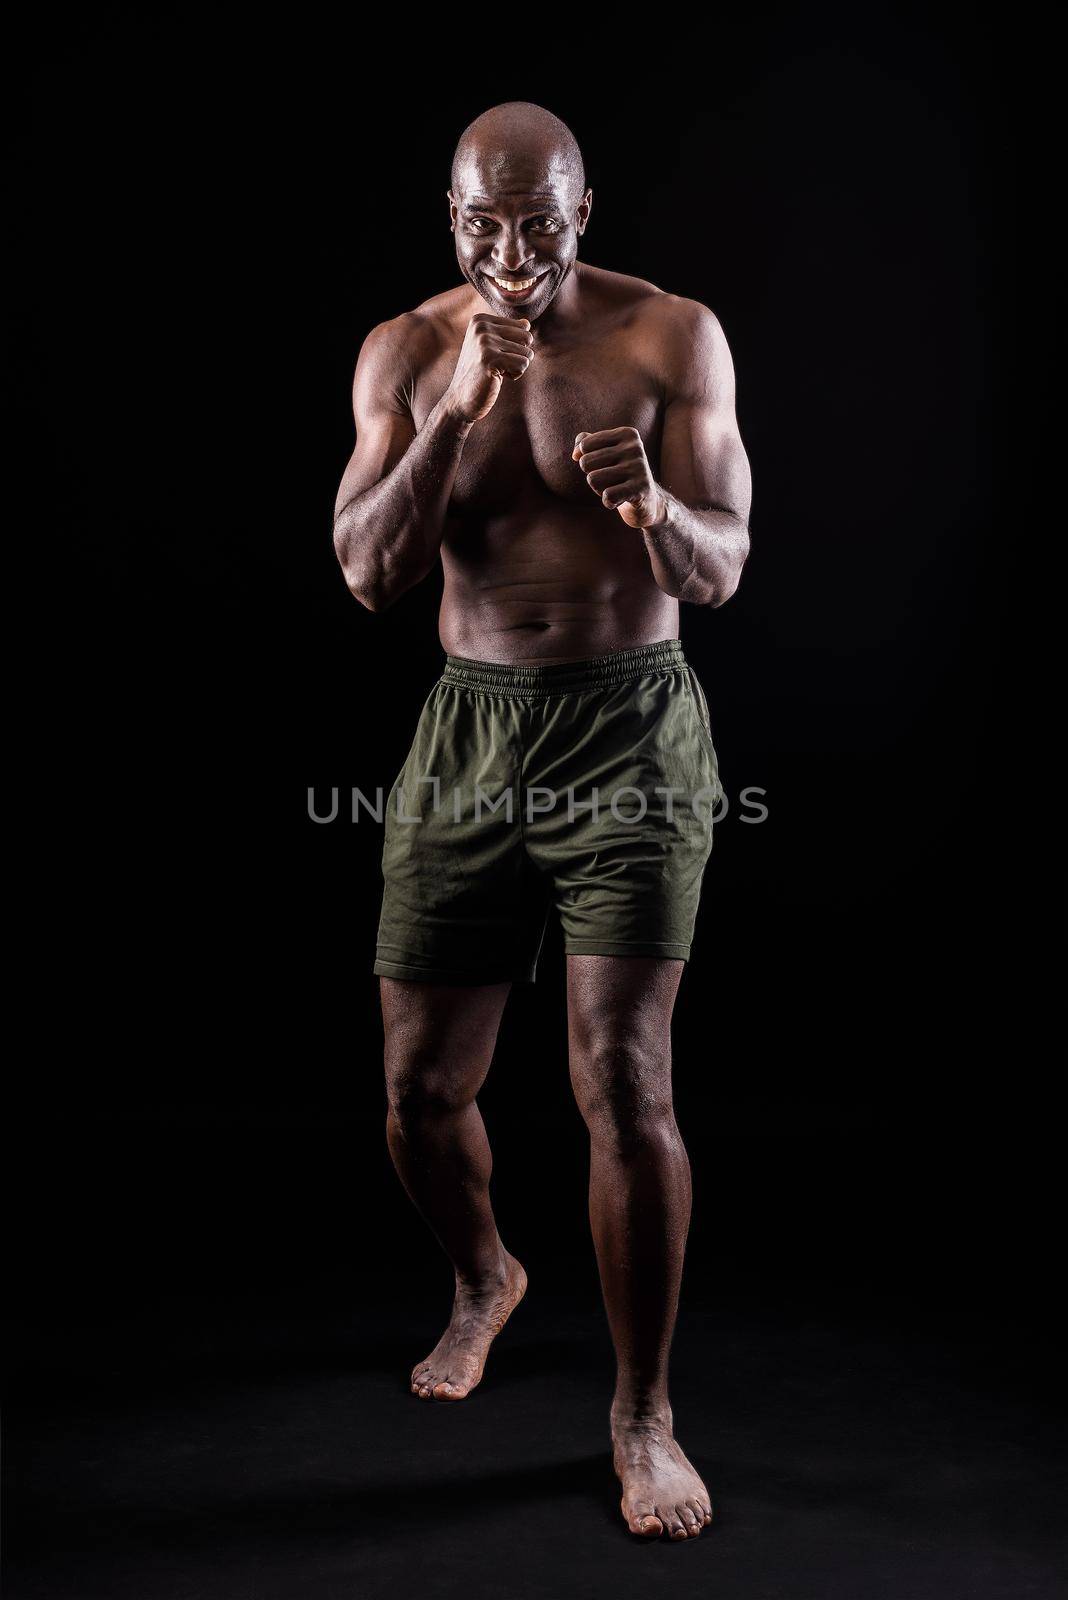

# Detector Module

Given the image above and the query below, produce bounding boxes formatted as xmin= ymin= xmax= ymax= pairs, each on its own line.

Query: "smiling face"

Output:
xmin=449 ymin=151 xmax=592 ymax=322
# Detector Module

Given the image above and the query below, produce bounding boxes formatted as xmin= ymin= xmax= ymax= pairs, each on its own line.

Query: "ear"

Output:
xmin=447 ymin=189 xmax=458 ymax=232
xmin=575 ymin=188 xmax=593 ymax=238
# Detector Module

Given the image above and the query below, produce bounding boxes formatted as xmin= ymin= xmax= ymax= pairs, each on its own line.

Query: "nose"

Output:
xmin=491 ymin=226 xmax=530 ymax=275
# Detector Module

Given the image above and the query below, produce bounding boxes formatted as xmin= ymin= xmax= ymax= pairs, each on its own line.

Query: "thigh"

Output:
xmin=375 ymin=682 xmax=549 ymax=985
xmin=381 ymin=977 xmax=512 ymax=1104
xmin=525 ymin=668 xmax=719 ymax=963
xmin=566 ymin=955 xmax=684 ymax=1106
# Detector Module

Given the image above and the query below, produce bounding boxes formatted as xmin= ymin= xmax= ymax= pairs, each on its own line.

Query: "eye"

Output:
xmin=530 ymin=215 xmax=561 ymax=234
xmin=466 ymin=217 xmax=495 ymax=233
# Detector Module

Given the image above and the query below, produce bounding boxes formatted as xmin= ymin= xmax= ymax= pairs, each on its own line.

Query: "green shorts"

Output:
xmin=373 ymin=639 xmax=722 ymax=985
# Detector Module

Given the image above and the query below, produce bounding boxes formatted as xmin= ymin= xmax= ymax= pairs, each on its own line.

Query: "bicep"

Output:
xmin=333 ymin=321 xmax=417 ymax=517
xmin=334 ymin=409 xmax=415 ymax=516
xmin=657 ymin=306 xmax=752 ymax=524
xmin=659 ymin=398 xmax=751 ymax=522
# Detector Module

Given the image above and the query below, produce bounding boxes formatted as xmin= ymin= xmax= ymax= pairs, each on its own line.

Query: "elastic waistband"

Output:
xmin=441 ymin=640 xmax=687 ymax=696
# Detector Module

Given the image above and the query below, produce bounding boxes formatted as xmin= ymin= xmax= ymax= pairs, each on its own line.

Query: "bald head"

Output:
xmin=451 ymin=102 xmax=585 ymax=206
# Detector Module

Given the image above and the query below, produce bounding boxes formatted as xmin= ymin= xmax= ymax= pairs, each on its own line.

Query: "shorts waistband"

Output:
xmin=441 ymin=640 xmax=687 ymax=697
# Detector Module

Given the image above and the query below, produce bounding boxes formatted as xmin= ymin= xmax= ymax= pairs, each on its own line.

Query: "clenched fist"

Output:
xmin=572 ymin=427 xmax=667 ymax=529
xmin=445 ymin=313 xmax=536 ymax=424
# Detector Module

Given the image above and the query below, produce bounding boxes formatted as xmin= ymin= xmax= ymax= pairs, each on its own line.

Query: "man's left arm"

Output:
xmin=573 ymin=300 xmax=752 ymax=606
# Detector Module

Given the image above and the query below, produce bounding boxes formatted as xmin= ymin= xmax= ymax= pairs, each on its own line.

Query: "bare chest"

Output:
xmin=411 ymin=340 xmax=663 ymax=513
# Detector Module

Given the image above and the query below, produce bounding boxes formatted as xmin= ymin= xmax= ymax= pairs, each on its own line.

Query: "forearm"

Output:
xmin=334 ymin=394 xmax=473 ymax=611
xmin=641 ymin=491 xmax=750 ymax=607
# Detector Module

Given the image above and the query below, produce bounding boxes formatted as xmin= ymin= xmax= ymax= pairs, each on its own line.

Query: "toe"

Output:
xmin=679 ymin=1505 xmax=700 ymax=1537
xmin=628 ymin=1505 xmax=663 ymax=1538
xmin=432 ymin=1379 xmax=465 ymax=1400
xmin=687 ymin=1497 xmax=709 ymax=1528
xmin=662 ymin=1507 xmax=687 ymax=1540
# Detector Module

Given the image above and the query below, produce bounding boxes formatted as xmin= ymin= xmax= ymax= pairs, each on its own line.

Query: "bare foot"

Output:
xmin=410 ymin=1250 xmax=527 ymax=1401
xmin=612 ymin=1405 xmax=713 ymax=1540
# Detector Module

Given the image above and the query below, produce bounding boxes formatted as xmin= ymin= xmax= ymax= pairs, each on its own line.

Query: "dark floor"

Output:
xmin=6 ymin=1282 xmax=1065 ymax=1600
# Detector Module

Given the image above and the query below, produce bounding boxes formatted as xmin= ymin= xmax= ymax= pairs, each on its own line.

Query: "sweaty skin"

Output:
xmin=334 ymin=102 xmax=751 ymax=1540
xmin=333 ymin=126 xmax=751 ymax=661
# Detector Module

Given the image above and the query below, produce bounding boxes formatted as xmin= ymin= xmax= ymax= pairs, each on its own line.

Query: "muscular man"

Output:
xmin=333 ymin=102 xmax=751 ymax=1541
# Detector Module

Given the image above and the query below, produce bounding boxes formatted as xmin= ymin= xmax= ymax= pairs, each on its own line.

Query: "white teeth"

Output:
xmin=494 ymin=276 xmax=536 ymax=291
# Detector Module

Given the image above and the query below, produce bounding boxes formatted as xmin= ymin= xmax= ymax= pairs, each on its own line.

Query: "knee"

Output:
xmin=571 ymin=1035 xmax=677 ymax=1155
xmin=384 ymin=1034 xmax=473 ymax=1131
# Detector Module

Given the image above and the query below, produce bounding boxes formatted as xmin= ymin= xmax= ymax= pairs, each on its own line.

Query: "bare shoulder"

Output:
xmin=576 ymin=260 xmax=666 ymax=310
xmin=353 ymin=300 xmax=457 ymax=410
xmin=577 ymin=266 xmax=732 ymax=394
xmin=638 ymin=291 xmax=729 ymax=357
xmin=637 ymin=292 xmax=736 ymax=402
xmin=357 ymin=305 xmax=446 ymax=373
xmin=577 ymin=264 xmax=722 ymax=334
xmin=408 ymin=282 xmax=485 ymax=354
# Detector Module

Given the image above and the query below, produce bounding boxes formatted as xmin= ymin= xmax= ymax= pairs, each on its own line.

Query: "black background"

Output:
xmin=7 ymin=8 xmax=1058 ymax=1598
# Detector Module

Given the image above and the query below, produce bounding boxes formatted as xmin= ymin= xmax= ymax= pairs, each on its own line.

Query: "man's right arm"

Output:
xmin=332 ymin=316 xmax=472 ymax=612
xmin=332 ymin=311 xmax=535 ymax=611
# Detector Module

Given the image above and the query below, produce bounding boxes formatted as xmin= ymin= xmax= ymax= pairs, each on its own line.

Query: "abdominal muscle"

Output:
xmin=438 ymin=505 xmax=680 ymax=665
